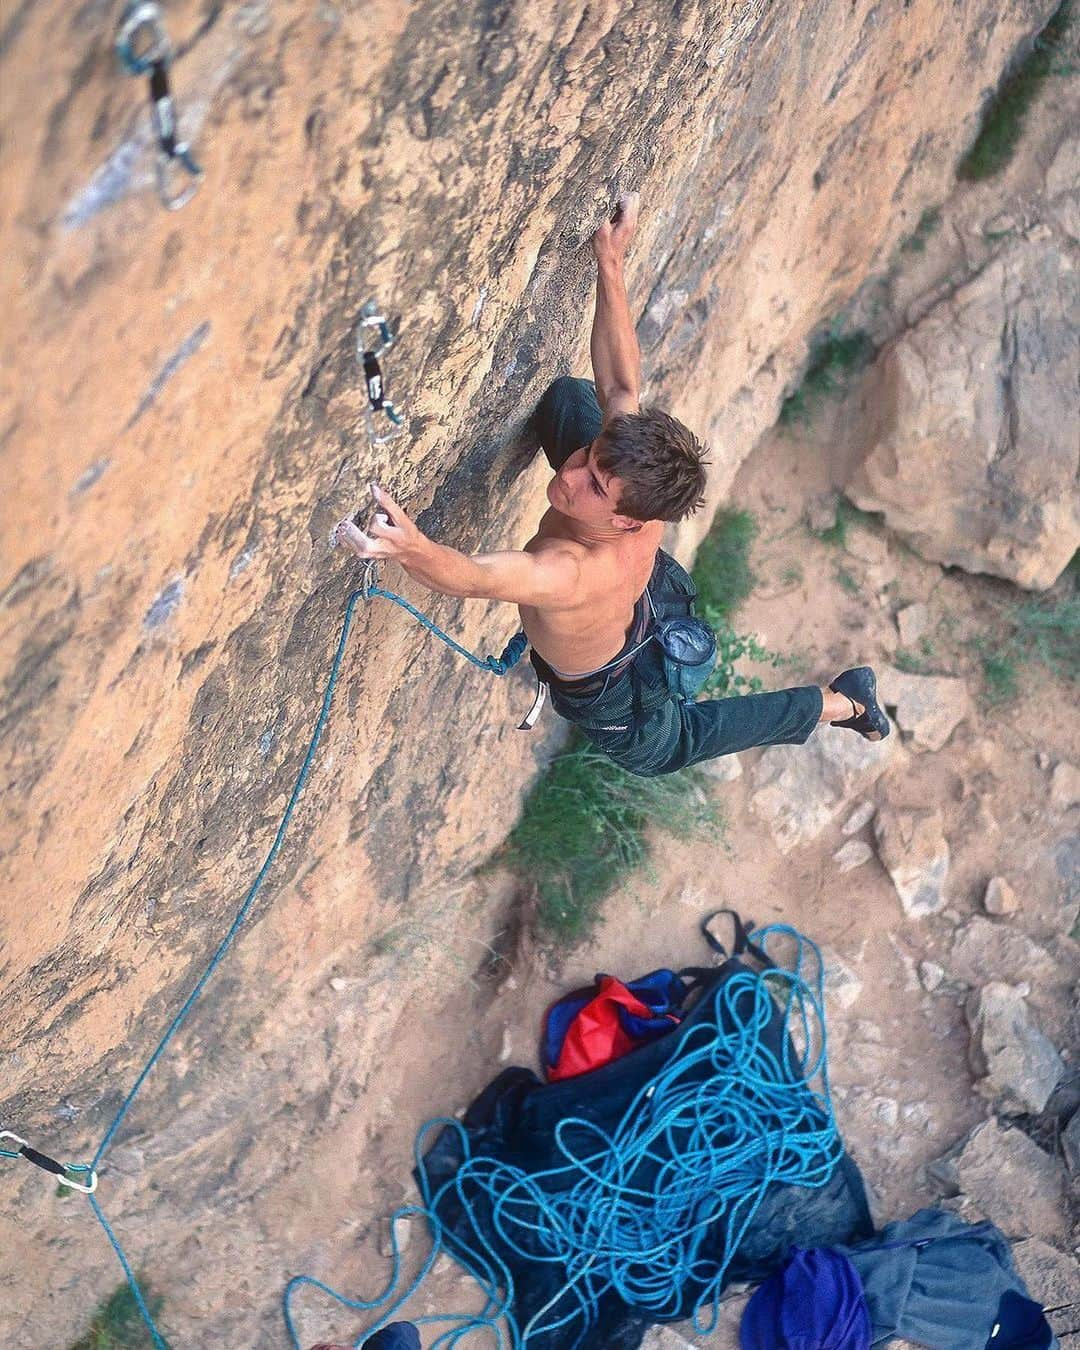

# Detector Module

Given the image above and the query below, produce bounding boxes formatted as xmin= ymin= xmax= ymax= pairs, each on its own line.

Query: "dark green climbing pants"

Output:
xmin=532 ymin=376 xmax=824 ymax=777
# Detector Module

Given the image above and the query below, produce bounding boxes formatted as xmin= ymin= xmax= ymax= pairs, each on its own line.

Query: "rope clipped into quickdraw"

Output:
xmin=116 ymin=1 xmax=202 ymax=210
xmin=282 ymin=926 xmax=839 ymax=1348
xmin=360 ymin=561 xmax=527 ymax=676
xmin=357 ymin=301 xmax=406 ymax=446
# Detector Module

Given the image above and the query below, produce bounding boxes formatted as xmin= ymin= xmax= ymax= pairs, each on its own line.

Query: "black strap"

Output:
xmin=19 ymin=1145 xmax=69 ymax=1178
xmin=700 ymin=908 xmax=775 ymax=968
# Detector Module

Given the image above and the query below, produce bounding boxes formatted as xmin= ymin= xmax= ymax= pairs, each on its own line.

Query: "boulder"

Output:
xmin=1063 ymin=1108 xmax=1080 ymax=1175
xmin=929 ymin=1118 xmax=1069 ymax=1241
xmin=842 ymin=800 xmax=876 ymax=835
xmin=949 ymin=916 xmax=1060 ymax=989
xmin=698 ymin=753 xmax=743 ymax=783
xmin=1050 ymin=761 xmax=1080 ymax=810
xmin=833 ymin=839 xmax=873 ymax=872
xmin=1012 ymin=1239 xmax=1080 ymax=1331
xmin=895 ymin=602 xmax=931 ymax=647
xmin=846 ymin=241 xmax=1080 ymax=590
xmin=982 ymin=876 xmax=1019 ymax=916
xmin=751 ymin=732 xmax=896 ymax=853
xmin=881 ymin=668 xmax=970 ymax=751
xmin=821 ymin=947 xmax=864 ymax=1010
xmin=964 ymin=981 xmax=1065 ymax=1115
xmin=874 ymin=806 xmax=949 ymax=917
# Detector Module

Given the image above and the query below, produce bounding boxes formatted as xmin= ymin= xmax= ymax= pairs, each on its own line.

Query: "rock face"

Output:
xmin=930 ymin=1118 xmax=1070 ymax=1241
xmin=0 ymin=0 xmax=1062 ymax=1343
xmin=882 ymin=669 xmax=970 ymax=752
xmin=847 ymin=238 xmax=1080 ymax=590
xmin=874 ymin=805 xmax=950 ymax=917
xmin=751 ymin=730 xmax=896 ymax=853
xmin=965 ymin=981 xmax=1065 ymax=1115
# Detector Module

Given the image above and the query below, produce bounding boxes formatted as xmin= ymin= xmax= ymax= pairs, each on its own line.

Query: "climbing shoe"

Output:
xmin=829 ymin=666 xmax=890 ymax=741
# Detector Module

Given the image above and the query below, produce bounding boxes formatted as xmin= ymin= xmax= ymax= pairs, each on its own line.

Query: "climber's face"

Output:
xmin=547 ymin=442 xmax=639 ymax=531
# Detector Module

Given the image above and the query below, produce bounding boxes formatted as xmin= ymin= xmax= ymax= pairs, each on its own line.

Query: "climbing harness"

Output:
xmin=115 ymin=1 xmax=202 ymax=210
xmin=357 ymin=301 xmax=406 ymax=445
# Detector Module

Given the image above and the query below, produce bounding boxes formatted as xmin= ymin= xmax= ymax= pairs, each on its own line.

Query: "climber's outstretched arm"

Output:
xmin=590 ymin=191 xmax=642 ymax=416
xmin=335 ymin=488 xmax=582 ymax=607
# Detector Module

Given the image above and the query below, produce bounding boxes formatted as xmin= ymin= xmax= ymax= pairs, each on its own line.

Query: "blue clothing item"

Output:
xmin=839 ymin=1209 xmax=1056 ymax=1350
xmin=363 ymin=1323 xmax=421 ymax=1350
xmin=739 ymin=1245 xmax=871 ymax=1349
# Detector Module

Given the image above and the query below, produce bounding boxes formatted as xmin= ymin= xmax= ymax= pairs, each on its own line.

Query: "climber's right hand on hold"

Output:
xmin=592 ymin=190 xmax=640 ymax=267
xmin=335 ymin=483 xmax=421 ymax=563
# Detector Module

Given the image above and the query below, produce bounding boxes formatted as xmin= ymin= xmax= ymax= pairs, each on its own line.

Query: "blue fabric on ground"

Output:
xmin=739 ymin=1246 xmax=871 ymax=1349
xmin=362 ymin=1322 xmax=421 ymax=1349
xmin=418 ymin=956 xmax=873 ymax=1349
xmin=838 ymin=1208 xmax=1057 ymax=1350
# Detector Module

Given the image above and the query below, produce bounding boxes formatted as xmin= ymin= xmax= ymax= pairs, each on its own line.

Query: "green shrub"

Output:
xmin=70 ymin=1283 xmax=165 ymax=1350
xmin=691 ymin=508 xmax=758 ymax=617
xmin=812 ymin=496 xmax=882 ymax=549
xmin=899 ymin=206 xmax=943 ymax=254
xmin=958 ymin=1 xmax=1074 ymax=181
xmin=505 ymin=739 xmax=724 ymax=942
xmin=779 ymin=326 xmax=875 ymax=427
xmin=968 ymin=570 xmax=1079 ymax=704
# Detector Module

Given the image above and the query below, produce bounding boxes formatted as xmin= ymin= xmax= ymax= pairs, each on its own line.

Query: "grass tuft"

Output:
xmin=69 ymin=1282 xmax=165 ymax=1350
xmin=968 ymin=566 xmax=1079 ymax=704
xmin=899 ymin=206 xmax=942 ymax=254
xmin=504 ymin=739 xmax=723 ymax=942
xmin=691 ymin=508 xmax=758 ymax=618
xmin=779 ymin=325 xmax=875 ymax=427
xmin=812 ymin=496 xmax=882 ymax=549
xmin=957 ymin=1 xmax=1074 ymax=182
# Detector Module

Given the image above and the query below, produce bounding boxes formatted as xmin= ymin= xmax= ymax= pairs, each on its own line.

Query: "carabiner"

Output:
xmin=115 ymin=0 xmax=170 ymax=76
xmin=0 ymin=1132 xmax=98 ymax=1193
xmin=356 ymin=302 xmax=406 ymax=446
xmin=155 ymin=144 xmax=203 ymax=211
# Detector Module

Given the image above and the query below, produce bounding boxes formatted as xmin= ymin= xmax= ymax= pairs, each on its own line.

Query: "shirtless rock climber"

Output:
xmin=335 ymin=191 xmax=890 ymax=776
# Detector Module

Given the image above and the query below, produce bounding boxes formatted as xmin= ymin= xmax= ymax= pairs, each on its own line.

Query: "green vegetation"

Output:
xmin=899 ymin=206 xmax=942 ymax=254
xmin=894 ymin=636 xmax=938 ymax=676
xmin=504 ymin=740 xmax=724 ymax=941
xmin=691 ymin=508 xmax=758 ymax=617
xmin=778 ymin=324 xmax=875 ymax=427
xmin=969 ymin=564 xmax=1080 ymax=703
xmin=812 ymin=496 xmax=882 ymax=549
xmin=692 ymin=508 xmax=787 ymax=696
xmin=957 ymin=1 xmax=1074 ymax=181
xmin=834 ymin=565 xmax=861 ymax=597
xmin=70 ymin=1283 xmax=165 ymax=1350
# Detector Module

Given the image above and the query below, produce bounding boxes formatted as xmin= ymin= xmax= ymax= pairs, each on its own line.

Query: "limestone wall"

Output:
xmin=0 ymin=0 xmax=1055 ymax=1341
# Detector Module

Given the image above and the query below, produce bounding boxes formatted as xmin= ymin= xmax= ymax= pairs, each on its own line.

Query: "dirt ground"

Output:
xmin=281 ymin=419 xmax=1079 ymax=1348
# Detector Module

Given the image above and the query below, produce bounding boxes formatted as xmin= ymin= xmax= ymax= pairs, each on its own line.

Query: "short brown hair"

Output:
xmin=594 ymin=407 xmax=709 ymax=522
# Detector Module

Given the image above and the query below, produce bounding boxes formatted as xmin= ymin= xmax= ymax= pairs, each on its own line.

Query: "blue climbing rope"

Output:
xmin=282 ymin=926 xmax=839 ymax=1349
xmin=363 ymin=565 xmax=527 ymax=675
xmin=3 ymin=574 xmax=525 ymax=1349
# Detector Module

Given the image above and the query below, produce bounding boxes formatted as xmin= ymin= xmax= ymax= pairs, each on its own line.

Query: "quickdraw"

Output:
xmin=115 ymin=1 xmax=202 ymax=211
xmin=0 ymin=1132 xmax=97 ymax=1193
xmin=356 ymin=300 xmax=406 ymax=445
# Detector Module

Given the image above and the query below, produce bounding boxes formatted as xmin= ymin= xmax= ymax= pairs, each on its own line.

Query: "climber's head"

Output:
xmin=547 ymin=408 xmax=708 ymax=530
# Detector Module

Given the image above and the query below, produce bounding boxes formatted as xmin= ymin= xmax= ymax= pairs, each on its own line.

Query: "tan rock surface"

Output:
xmin=0 ymin=0 xmax=1063 ymax=1343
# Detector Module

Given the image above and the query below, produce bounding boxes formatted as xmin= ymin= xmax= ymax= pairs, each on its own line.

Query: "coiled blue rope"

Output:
xmin=283 ymin=926 xmax=838 ymax=1349
xmin=5 ymin=577 xmax=525 ymax=1349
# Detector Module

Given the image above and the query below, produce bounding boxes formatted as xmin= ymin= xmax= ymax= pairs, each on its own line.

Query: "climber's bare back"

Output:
xmin=519 ymin=508 xmax=664 ymax=678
